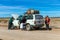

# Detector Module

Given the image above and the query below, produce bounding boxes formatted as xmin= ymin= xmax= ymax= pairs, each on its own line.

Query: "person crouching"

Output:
xmin=20 ymin=16 xmax=26 ymax=30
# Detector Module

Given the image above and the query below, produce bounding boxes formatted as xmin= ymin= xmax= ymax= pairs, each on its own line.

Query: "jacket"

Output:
xmin=45 ymin=17 xmax=50 ymax=24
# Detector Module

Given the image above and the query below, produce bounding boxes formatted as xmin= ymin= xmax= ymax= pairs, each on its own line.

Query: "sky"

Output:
xmin=0 ymin=0 xmax=60 ymax=17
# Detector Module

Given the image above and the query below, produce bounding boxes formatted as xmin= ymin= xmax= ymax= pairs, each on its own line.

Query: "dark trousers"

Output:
xmin=8 ymin=23 xmax=12 ymax=29
xmin=46 ymin=24 xmax=49 ymax=30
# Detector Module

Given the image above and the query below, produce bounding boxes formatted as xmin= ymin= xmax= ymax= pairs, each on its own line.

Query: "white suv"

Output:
xmin=25 ymin=14 xmax=44 ymax=30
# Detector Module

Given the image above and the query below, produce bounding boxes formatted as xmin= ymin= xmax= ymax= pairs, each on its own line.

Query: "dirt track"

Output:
xmin=0 ymin=27 xmax=60 ymax=40
xmin=0 ymin=18 xmax=60 ymax=40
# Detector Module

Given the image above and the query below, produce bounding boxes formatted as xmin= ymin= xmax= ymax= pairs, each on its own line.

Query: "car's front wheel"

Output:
xmin=11 ymin=24 xmax=17 ymax=29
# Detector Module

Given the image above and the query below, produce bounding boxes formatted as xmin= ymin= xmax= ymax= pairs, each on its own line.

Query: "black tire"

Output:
xmin=11 ymin=25 xmax=17 ymax=29
xmin=26 ymin=24 xmax=31 ymax=31
xmin=11 ymin=24 xmax=14 ymax=29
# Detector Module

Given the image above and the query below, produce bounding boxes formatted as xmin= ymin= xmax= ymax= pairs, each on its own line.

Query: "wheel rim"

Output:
xmin=26 ymin=24 xmax=30 ymax=30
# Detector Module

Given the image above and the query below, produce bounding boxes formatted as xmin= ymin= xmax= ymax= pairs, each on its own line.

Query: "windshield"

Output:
xmin=35 ymin=15 xmax=43 ymax=19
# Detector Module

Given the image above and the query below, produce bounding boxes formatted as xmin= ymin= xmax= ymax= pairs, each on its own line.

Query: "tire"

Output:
xmin=11 ymin=24 xmax=14 ymax=29
xmin=11 ymin=25 xmax=17 ymax=29
xmin=26 ymin=24 xmax=31 ymax=31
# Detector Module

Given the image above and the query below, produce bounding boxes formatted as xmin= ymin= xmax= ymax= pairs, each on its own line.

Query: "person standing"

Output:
xmin=20 ymin=16 xmax=26 ymax=30
xmin=45 ymin=16 xmax=50 ymax=30
xmin=8 ymin=17 xmax=14 ymax=29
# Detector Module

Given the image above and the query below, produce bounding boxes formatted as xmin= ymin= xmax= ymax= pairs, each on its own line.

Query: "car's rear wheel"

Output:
xmin=26 ymin=24 xmax=31 ymax=31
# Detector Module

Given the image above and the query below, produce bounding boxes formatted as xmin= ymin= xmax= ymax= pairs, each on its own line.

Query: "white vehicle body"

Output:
xmin=26 ymin=14 xmax=44 ymax=27
xmin=12 ymin=20 xmax=19 ymax=26
xmin=12 ymin=14 xmax=44 ymax=28
xmin=12 ymin=14 xmax=20 ymax=27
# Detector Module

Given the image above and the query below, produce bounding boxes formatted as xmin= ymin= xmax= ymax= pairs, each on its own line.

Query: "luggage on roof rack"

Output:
xmin=25 ymin=10 xmax=40 ymax=15
xmin=33 ymin=10 xmax=39 ymax=14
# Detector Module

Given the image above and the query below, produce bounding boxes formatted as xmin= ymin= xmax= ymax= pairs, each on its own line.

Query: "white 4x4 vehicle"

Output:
xmin=10 ymin=14 xmax=44 ymax=30
xmin=25 ymin=14 xmax=44 ymax=30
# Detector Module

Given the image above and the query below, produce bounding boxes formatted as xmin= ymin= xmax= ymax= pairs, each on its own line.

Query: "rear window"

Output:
xmin=35 ymin=15 xmax=43 ymax=19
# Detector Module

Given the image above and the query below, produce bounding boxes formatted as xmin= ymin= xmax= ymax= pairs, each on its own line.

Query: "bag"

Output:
xmin=20 ymin=23 xmax=23 ymax=29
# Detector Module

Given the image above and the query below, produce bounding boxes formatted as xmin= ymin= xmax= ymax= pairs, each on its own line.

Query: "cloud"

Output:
xmin=0 ymin=5 xmax=27 ymax=10
xmin=50 ymin=4 xmax=60 ymax=5
xmin=0 ymin=5 xmax=28 ymax=13
xmin=0 ymin=11 xmax=22 ymax=17
xmin=0 ymin=0 xmax=35 ymax=2
xmin=40 ymin=11 xmax=60 ymax=17
xmin=0 ymin=5 xmax=29 ymax=17
xmin=41 ymin=11 xmax=60 ymax=13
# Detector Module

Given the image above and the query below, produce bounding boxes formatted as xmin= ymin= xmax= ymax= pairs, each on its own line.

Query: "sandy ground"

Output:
xmin=0 ymin=18 xmax=60 ymax=40
xmin=0 ymin=27 xmax=60 ymax=40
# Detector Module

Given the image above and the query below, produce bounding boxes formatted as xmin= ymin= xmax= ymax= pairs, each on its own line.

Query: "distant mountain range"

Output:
xmin=50 ymin=17 xmax=60 ymax=18
xmin=0 ymin=17 xmax=60 ymax=19
xmin=0 ymin=17 xmax=10 ymax=19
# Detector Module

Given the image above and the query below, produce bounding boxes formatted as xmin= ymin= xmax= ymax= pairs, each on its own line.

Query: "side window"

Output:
xmin=26 ymin=15 xmax=33 ymax=19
